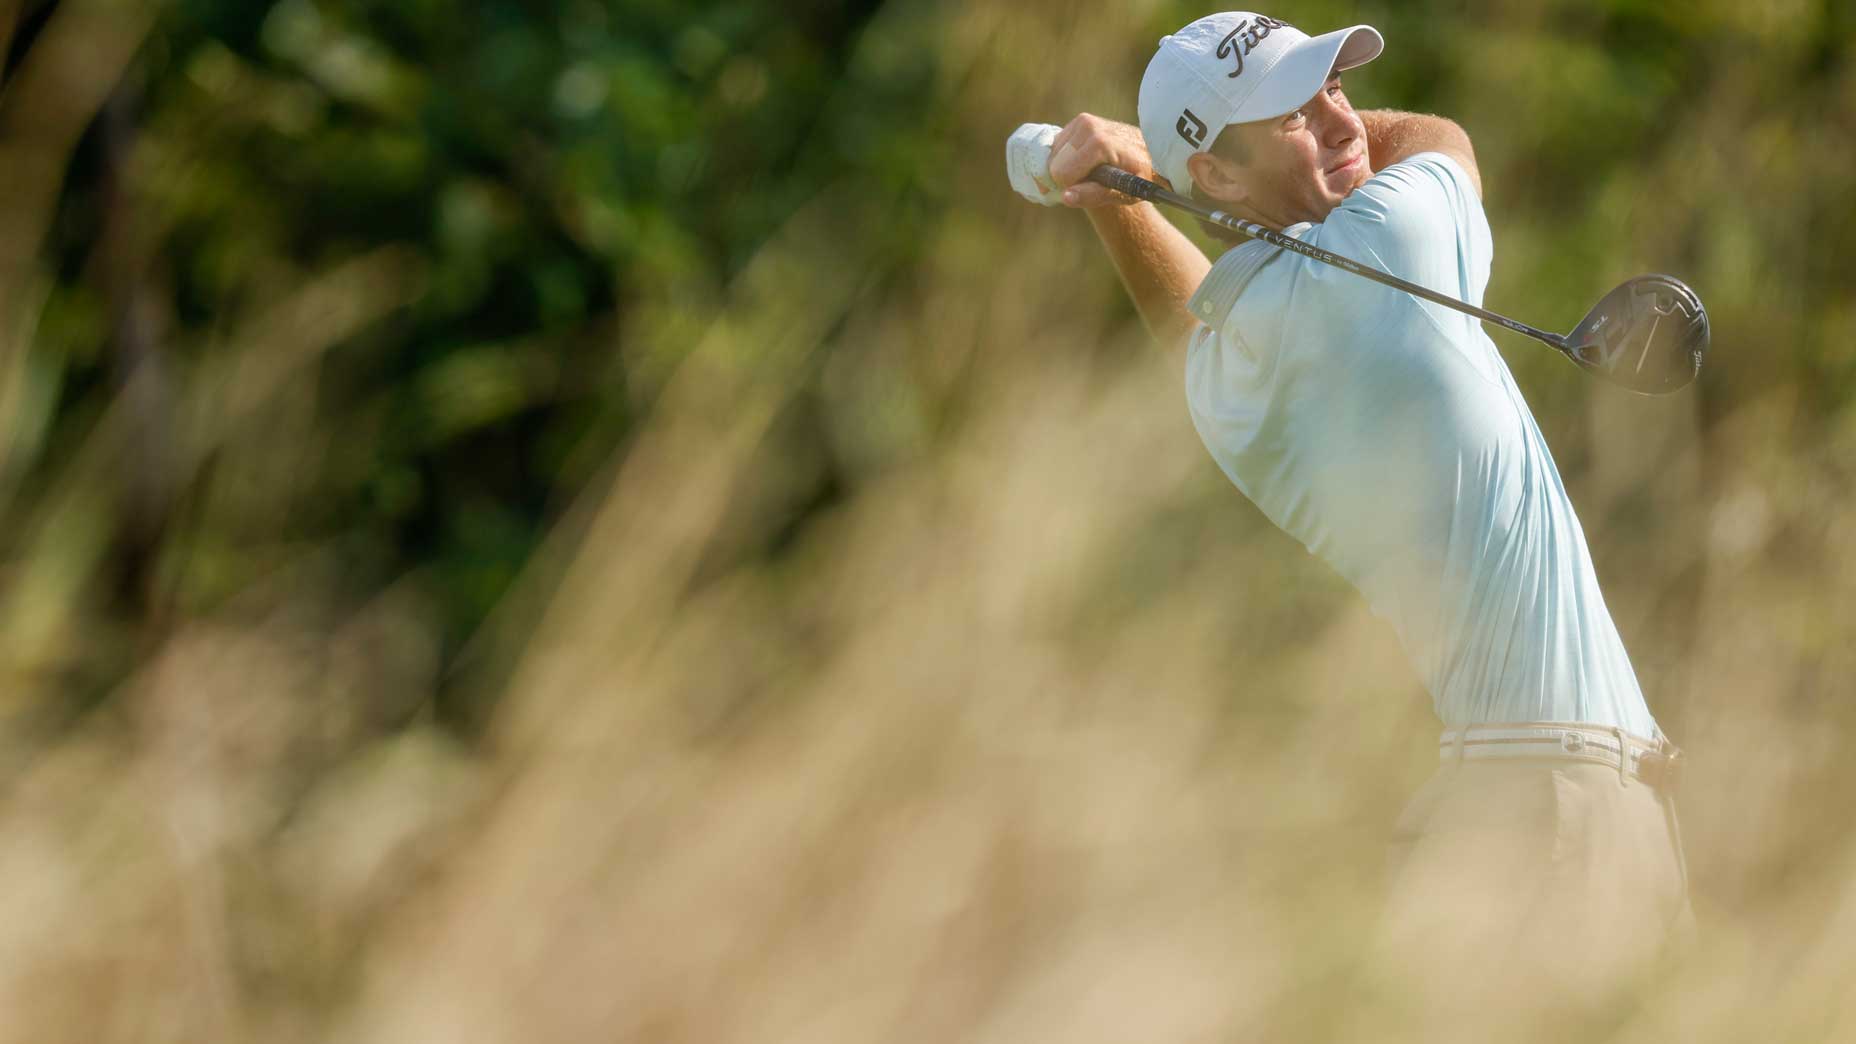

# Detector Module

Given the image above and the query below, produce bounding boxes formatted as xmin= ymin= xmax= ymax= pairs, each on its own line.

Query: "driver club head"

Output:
xmin=1562 ymin=275 xmax=1709 ymax=394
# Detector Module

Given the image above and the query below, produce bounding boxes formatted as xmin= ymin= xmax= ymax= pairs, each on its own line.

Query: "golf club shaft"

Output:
xmin=1088 ymin=166 xmax=1567 ymax=350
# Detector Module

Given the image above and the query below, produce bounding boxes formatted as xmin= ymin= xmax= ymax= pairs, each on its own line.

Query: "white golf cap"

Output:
xmin=1138 ymin=13 xmax=1383 ymax=196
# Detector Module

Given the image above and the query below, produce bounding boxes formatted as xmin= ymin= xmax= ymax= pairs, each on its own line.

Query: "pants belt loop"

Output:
xmin=1658 ymin=735 xmax=1692 ymax=904
xmin=1452 ymin=723 xmax=1470 ymax=767
xmin=1613 ymin=726 xmax=1631 ymax=788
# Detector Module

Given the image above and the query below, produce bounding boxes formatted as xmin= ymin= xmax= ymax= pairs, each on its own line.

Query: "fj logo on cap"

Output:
xmin=1176 ymin=108 xmax=1207 ymax=147
xmin=1216 ymin=15 xmax=1289 ymax=78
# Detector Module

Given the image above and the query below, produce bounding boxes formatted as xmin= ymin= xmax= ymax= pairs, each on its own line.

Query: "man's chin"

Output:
xmin=1315 ymin=182 xmax=1362 ymax=218
xmin=1329 ymin=164 xmax=1371 ymax=198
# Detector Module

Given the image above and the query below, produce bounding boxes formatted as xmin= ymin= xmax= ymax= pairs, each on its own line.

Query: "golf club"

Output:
xmin=1088 ymin=165 xmax=1709 ymax=395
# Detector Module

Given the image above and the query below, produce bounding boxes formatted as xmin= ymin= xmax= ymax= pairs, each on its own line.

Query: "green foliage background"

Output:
xmin=1 ymin=0 xmax=1853 ymax=1038
xmin=11 ymin=0 xmax=1853 ymax=708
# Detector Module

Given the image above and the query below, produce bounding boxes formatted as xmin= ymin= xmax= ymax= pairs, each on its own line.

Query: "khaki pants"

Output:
xmin=1365 ymin=757 xmax=1694 ymax=1034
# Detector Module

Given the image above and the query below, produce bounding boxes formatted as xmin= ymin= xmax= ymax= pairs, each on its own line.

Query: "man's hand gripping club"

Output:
xmin=1004 ymin=114 xmax=1211 ymax=349
xmin=1007 ymin=115 xmax=1169 ymax=208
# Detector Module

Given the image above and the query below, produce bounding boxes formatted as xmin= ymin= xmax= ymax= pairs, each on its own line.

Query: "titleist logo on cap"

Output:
xmin=1216 ymin=15 xmax=1290 ymax=78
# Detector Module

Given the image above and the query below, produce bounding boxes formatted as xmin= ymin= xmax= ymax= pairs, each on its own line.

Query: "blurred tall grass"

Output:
xmin=1 ymin=0 xmax=1853 ymax=1040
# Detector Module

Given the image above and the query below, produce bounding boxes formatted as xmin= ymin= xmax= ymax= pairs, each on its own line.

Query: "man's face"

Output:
xmin=1206 ymin=77 xmax=1372 ymax=225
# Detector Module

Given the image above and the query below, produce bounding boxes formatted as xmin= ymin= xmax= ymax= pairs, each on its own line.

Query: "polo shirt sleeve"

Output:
xmin=1321 ymin=152 xmax=1492 ymax=311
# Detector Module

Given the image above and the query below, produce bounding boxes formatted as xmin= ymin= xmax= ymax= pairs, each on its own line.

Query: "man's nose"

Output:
xmin=1313 ymin=94 xmax=1357 ymax=149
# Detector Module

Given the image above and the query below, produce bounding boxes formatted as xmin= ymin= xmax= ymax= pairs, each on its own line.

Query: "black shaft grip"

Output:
xmin=1087 ymin=165 xmax=1157 ymax=201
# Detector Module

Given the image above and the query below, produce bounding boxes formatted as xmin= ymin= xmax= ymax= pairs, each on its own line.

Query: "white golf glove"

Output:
xmin=1005 ymin=122 xmax=1066 ymax=206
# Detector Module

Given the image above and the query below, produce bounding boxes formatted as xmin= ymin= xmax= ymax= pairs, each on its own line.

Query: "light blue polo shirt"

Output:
xmin=1184 ymin=152 xmax=1656 ymax=736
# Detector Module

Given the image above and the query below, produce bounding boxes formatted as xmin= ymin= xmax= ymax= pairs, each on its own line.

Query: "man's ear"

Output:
xmin=1187 ymin=151 xmax=1248 ymax=204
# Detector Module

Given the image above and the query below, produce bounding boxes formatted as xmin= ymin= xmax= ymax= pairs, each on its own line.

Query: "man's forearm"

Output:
xmin=1085 ymin=202 xmax=1210 ymax=351
xmin=1361 ymin=110 xmax=1482 ymax=197
xmin=1042 ymin=113 xmax=1212 ymax=348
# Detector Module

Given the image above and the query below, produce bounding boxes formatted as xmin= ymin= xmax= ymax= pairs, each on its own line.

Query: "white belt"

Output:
xmin=1437 ymin=722 xmax=1685 ymax=791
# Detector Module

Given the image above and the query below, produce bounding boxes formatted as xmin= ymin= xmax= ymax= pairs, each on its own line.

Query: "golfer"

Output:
xmin=1031 ymin=11 xmax=1692 ymax=1012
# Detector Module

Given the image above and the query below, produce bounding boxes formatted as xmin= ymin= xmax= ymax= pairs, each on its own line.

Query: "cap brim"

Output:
xmin=1229 ymin=25 xmax=1383 ymax=123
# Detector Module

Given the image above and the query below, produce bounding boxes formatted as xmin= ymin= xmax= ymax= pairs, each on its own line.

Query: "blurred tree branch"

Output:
xmin=0 ymin=0 xmax=155 ymax=506
xmin=0 ymin=0 xmax=153 ymax=348
xmin=0 ymin=0 xmax=17 ymax=82
xmin=97 ymin=71 xmax=180 ymax=629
